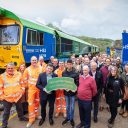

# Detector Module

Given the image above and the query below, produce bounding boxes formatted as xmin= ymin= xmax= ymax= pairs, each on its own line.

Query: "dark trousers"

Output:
xmin=121 ymin=100 xmax=128 ymax=111
xmin=0 ymin=101 xmax=4 ymax=111
xmin=92 ymin=93 xmax=100 ymax=118
xmin=40 ymin=95 xmax=55 ymax=120
xmin=2 ymin=100 xmax=24 ymax=127
xmin=22 ymin=102 xmax=28 ymax=114
xmin=109 ymin=105 xmax=117 ymax=121
xmin=78 ymin=99 xmax=92 ymax=128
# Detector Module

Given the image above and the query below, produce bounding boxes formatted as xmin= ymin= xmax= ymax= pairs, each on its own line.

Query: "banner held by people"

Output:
xmin=44 ymin=77 xmax=77 ymax=93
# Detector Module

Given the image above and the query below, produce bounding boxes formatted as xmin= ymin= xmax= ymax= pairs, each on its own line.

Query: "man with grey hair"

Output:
xmin=0 ymin=62 xmax=28 ymax=128
xmin=38 ymin=56 xmax=47 ymax=72
xmin=82 ymin=58 xmax=90 ymax=70
xmin=77 ymin=65 xmax=97 ymax=128
xmin=53 ymin=58 xmax=59 ymax=72
xmin=89 ymin=61 xmax=103 ymax=123
xmin=49 ymin=56 xmax=54 ymax=64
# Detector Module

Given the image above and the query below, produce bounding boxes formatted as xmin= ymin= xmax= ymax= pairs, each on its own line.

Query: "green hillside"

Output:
xmin=78 ymin=36 xmax=113 ymax=53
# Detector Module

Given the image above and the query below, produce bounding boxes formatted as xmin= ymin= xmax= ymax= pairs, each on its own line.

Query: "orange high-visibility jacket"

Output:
xmin=23 ymin=65 xmax=42 ymax=90
xmin=55 ymin=67 xmax=66 ymax=113
xmin=38 ymin=62 xmax=47 ymax=72
xmin=0 ymin=71 xmax=25 ymax=103
xmin=54 ymin=67 xmax=65 ymax=77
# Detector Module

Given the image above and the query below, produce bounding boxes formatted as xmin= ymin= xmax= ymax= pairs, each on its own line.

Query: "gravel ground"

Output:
xmin=0 ymin=102 xmax=128 ymax=128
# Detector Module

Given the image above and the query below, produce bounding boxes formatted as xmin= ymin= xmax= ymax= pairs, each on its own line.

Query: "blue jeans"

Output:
xmin=65 ymin=96 xmax=75 ymax=120
xmin=78 ymin=99 xmax=92 ymax=128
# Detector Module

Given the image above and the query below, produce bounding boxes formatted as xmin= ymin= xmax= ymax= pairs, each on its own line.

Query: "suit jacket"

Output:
xmin=36 ymin=72 xmax=57 ymax=100
xmin=89 ymin=70 xmax=103 ymax=94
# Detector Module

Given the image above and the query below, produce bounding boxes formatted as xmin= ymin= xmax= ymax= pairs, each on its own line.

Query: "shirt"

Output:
xmin=91 ymin=71 xmax=96 ymax=79
xmin=46 ymin=73 xmax=52 ymax=82
xmin=81 ymin=74 xmax=90 ymax=79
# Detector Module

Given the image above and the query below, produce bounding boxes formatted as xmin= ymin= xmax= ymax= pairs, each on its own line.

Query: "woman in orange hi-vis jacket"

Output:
xmin=0 ymin=62 xmax=28 ymax=128
xmin=23 ymin=56 xmax=42 ymax=128
xmin=54 ymin=61 xmax=66 ymax=118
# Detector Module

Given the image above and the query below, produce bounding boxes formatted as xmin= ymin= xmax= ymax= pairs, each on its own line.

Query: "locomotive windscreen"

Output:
xmin=0 ymin=24 xmax=20 ymax=45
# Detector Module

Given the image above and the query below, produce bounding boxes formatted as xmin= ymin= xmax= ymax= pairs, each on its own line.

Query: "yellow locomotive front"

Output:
xmin=0 ymin=8 xmax=24 ymax=71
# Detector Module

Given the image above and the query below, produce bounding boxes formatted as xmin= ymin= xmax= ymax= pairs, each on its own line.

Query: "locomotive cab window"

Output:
xmin=0 ymin=24 xmax=20 ymax=45
xmin=27 ymin=29 xmax=44 ymax=45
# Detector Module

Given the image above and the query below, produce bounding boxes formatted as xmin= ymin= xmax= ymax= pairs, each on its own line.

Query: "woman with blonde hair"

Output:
xmin=19 ymin=63 xmax=28 ymax=115
xmin=104 ymin=66 xmax=124 ymax=127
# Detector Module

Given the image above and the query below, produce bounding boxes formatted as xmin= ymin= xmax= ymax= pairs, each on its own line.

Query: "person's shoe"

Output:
xmin=108 ymin=118 xmax=114 ymax=124
xmin=19 ymin=117 xmax=29 ymax=121
xmin=26 ymin=122 xmax=33 ymax=128
xmin=108 ymin=118 xmax=114 ymax=128
xmin=36 ymin=115 xmax=42 ymax=120
xmin=62 ymin=118 xmax=70 ymax=126
xmin=122 ymin=111 xmax=128 ymax=118
xmin=70 ymin=119 xmax=75 ymax=127
xmin=38 ymin=119 xmax=45 ymax=126
xmin=119 ymin=109 xmax=124 ymax=115
xmin=63 ymin=113 xmax=67 ymax=118
xmin=0 ymin=107 xmax=4 ymax=111
xmin=76 ymin=123 xmax=84 ymax=128
xmin=55 ymin=113 xmax=59 ymax=118
xmin=49 ymin=118 xmax=54 ymax=125
xmin=107 ymin=123 xmax=114 ymax=128
xmin=94 ymin=116 xmax=98 ymax=123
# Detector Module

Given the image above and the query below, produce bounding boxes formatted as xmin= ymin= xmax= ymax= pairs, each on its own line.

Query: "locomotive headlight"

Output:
xmin=17 ymin=47 xmax=20 ymax=52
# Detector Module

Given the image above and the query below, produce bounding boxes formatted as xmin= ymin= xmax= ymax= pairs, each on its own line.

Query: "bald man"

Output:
xmin=23 ymin=56 xmax=42 ymax=128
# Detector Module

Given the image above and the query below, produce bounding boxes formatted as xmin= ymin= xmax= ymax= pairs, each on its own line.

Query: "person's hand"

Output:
xmin=47 ymin=91 xmax=51 ymax=94
xmin=103 ymin=94 xmax=106 ymax=99
xmin=118 ymin=99 xmax=122 ymax=104
xmin=43 ymin=88 xmax=51 ymax=94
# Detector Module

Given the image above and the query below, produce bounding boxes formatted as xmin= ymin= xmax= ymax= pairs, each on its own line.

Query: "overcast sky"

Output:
xmin=0 ymin=0 xmax=128 ymax=39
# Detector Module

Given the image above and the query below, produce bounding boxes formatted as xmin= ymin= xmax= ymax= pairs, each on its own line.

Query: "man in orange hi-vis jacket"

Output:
xmin=38 ymin=56 xmax=47 ymax=72
xmin=23 ymin=56 xmax=42 ymax=128
xmin=54 ymin=61 xmax=66 ymax=118
xmin=0 ymin=62 xmax=28 ymax=128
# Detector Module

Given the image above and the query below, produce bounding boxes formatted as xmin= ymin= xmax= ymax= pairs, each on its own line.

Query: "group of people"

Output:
xmin=0 ymin=53 xmax=128 ymax=128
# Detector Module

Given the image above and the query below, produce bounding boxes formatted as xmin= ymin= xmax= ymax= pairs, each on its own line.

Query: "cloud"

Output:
xmin=61 ymin=18 xmax=80 ymax=30
xmin=35 ymin=17 xmax=46 ymax=25
xmin=52 ymin=21 xmax=61 ymax=29
xmin=0 ymin=0 xmax=128 ymax=39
